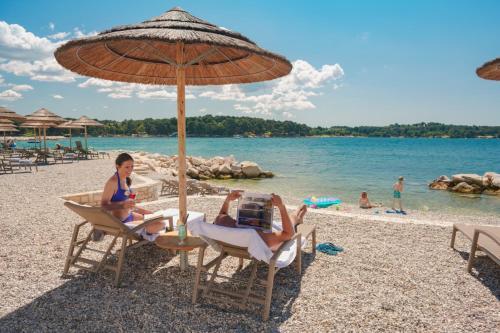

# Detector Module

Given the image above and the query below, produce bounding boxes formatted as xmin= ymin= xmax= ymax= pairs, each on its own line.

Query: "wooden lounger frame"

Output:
xmin=63 ymin=201 xmax=173 ymax=286
xmin=451 ymin=224 xmax=500 ymax=272
xmin=192 ymin=232 xmax=306 ymax=321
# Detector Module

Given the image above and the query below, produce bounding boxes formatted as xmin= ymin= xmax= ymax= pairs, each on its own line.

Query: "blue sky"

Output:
xmin=0 ymin=0 xmax=499 ymax=126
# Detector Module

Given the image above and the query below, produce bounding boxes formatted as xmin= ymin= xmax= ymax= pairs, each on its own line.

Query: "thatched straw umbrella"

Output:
xmin=476 ymin=58 xmax=500 ymax=81
xmin=0 ymin=120 xmax=19 ymax=147
xmin=25 ymin=108 xmax=65 ymax=153
xmin=57 ymin=120 xmax=84 ymax=149
xmin=0 ymin=106 xmax=25 ymax=121
xmin=19 ymin=121 xmax=51 ymax=146
xmin=71 ymin=116 xmax=104 ymax=151
xmin=54 ymin=7 xmax=292 ymax=243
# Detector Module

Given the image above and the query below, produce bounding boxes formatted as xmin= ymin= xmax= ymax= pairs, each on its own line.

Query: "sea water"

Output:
xmin=22 ymin=137 xmax=500 ymax=215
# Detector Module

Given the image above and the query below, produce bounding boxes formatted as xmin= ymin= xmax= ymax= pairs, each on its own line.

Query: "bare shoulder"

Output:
xmin=104 ymin=174 xmax=118 ymax=190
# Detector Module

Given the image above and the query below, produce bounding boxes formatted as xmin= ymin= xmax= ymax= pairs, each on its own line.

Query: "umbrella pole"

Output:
xmin=176 ymin=42 xmax=188 ymax=271
xmin=176 ymin=42 xmax=187 ymax=225
xmin=69 ymin=128 xmax=72 ymax=149
xmin=85 ymin=126 xmax=88 ymax=151
xmin=44 ymin=127 xmax=47 ymax=164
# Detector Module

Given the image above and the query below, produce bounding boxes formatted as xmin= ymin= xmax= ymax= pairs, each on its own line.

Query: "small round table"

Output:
xmin=155 ymin=231 xmax=206 ymax=271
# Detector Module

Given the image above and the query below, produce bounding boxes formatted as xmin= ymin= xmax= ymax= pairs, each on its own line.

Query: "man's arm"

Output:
xmin=218 ymin=190 xmax=243 ymax=215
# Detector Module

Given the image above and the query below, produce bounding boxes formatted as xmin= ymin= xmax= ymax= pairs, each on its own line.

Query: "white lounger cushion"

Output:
xmin=188 ymin=219 xmax=306 ymax=268
xmin=125 ymin=209 xmax=205 ymax=242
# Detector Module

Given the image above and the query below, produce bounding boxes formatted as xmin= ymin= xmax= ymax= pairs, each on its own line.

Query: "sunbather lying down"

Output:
xmin=214 ymin=191 xmax=307 ymax=251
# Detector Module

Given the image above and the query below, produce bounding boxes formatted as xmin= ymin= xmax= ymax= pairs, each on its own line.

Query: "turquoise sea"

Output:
xmin=22 ymin=137 xmax=500 ymax=215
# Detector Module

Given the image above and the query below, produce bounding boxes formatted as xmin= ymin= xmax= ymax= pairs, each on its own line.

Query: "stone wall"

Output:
xmin=61 ymin=174 xmax=161 ymax=206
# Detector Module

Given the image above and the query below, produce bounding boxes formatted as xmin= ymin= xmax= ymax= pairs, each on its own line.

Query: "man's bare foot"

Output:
xmin=293 ymin=204 xmax=307 ymax=230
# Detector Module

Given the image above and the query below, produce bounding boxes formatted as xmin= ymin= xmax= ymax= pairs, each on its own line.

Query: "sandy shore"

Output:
xmin=0 ymin=158 xmax=498 ymax=332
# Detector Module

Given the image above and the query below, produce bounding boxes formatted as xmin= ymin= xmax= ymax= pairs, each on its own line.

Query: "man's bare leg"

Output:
xmin=259 ymin=202 xmax=307 ymax=251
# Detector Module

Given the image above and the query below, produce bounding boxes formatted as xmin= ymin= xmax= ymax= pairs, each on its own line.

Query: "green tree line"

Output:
xmin=17 ymin=116 xmax=500 ymax=138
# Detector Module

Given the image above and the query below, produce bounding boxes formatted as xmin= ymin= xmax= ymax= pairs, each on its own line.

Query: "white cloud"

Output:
xmin=282 ymin=112 xmax=294 ymax=118
xmin=199 ymin=108 xmax=208 ymax=113
xmin=78 ymin=78 xmax=114 ymax=88
xmin=52 ymin=94 xmax=63 ymax=99
xmin=0 ymin=21 xmax=78 ymax=82
xmin=0 ymin=21 xmax=57 ymax=61
xmin=0 ymin=89 xmax=22 ymax=101
xmin=137 ymin=89 xmax=177 ymax=100
xmin=200 ymin=59 xmax=344 ymax=115
xmin=234 ymin=104 xmax=253 ymax=114
xmin=109 ymin=92 xmax=132 ymax=99
xmin=47 ymin=32 xmax=70 ymax=40
xmin=10 ymin=84 xmax=33 ymax=91
xmin=73 ymin=27 xmax=98 ymax=38
xmin=0 ymin=74 xmax=4 ymax=85
xmin=79 ymin=78 xmax=197 ymax=100
xmin=103 ymin=105 xmax=109 ymax=109
xmin=49 ymin=22 xmax=55 ymax=31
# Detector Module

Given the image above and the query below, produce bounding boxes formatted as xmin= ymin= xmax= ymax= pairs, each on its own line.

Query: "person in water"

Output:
xmin=359 ymin=191 xmax=374 ymax=209
xmin=392 ymin=176 xmax=405 ymax=213
xmin=214 ymin=190 xmax=307 ymax=251
xmin=101 ymin=153 xmax=165 ymax=234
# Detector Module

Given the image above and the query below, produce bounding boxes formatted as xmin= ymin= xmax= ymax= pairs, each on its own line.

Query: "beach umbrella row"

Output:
xmin=24 ymin=108 xmax=65 ymax=153
xmin=0 ymin=119 xmax=19 ymax=146
xmin=54 ymin=6 xmax=292 ymax=228
xmin=57 ymin=120 xmax=84 ymax=149
xmin=72 ymin=116 xmax=103 ymax=151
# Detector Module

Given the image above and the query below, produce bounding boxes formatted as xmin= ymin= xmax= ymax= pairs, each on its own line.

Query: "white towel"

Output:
xmin=125 ymin=209 xmax=205 ymax=242
xmin=188 ymin=219 xmax=306 ymax=268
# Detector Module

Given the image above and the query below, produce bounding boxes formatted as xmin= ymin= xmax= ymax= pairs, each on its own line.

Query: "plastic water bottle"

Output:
xmin=178 ymin=224 xmax=187 ymax=245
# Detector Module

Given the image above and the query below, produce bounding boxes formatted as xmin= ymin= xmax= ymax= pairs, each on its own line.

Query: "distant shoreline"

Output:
xmin=8 ymin=135 xmax=500 ymax=140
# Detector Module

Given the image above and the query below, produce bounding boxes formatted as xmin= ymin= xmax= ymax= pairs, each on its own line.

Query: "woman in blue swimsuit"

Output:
xmin=101 ymin=153 xmax=165 ymax=233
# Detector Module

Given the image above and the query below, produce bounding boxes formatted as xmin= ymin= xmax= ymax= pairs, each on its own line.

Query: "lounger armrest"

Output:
xmin=270 ymin=233 xmax=301 ymax=264
xmin=129 ymin=216 xmax=166 ymax=233
xmin=473 ymin=229 xmax=500 ymax=247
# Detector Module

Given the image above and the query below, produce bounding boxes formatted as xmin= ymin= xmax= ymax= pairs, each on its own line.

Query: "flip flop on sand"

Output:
xmin=316 ymin=242 xmax=344 ymax=255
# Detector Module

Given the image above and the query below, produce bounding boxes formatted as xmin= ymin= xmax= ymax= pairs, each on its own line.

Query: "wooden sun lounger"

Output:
xmin=63 ymin=201 xmax=173 ymax=286
xmin=192 ymin=233 xmax=303 ymax=321
xmin=450 ymin=224 xmax=500 ymax=272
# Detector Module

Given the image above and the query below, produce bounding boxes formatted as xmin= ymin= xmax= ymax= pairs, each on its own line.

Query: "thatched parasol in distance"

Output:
xmin=476 ymin=58 xmax=500 ymax=81
xmin=54 ymin=6 xmax=292 ymax=242
xmin=0 ymin=121 xmax=19 ymax=146
xmin=57 ymin=120 xmax=84 ymax=149
xmin=25 ymin=108 xmax=65 ymax=152
xmin=0 ymin=106 xmax=25 ymax=121
xmin=19 ymin=121 xmax=56 ymax=149
xmin=71 ymin=116 xmax=104 ymax=151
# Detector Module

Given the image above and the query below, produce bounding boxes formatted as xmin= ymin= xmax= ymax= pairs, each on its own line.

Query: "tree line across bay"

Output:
xmin=20 ymin=115 xmax=500 ymax=138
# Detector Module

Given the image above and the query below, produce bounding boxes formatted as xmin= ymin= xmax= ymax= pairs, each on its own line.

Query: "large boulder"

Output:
xmin=240 ymin=161 xmax=263 ymax=178
xmin=462 ymin=175 xmax=484 ymax=187
xmin=450 ymin=182 xmax=482 ymax=194
xmin=451 ymin=174 xmax=481 ymax=184
xmin=484 ymin=172 xmax=500 ymax=188
xmin=429 ymin=181 xmax=449 ymax=190
xmin=218 ymin=164 xmax=232 ymax=175
xmin=187 ymin=167 xmax=199 ymax=179
xmin=190 ymin=156 xmax=204 ymax=166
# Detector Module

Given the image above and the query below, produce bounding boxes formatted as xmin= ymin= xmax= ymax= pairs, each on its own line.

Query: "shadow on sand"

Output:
xmin=0 ymin=243 xmax=315 ymax=332
xmin=456 ymin=250 xmax=500 ymax=301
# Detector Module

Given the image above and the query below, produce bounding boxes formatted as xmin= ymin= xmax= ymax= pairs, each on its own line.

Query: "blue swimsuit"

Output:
xmin=111 ymin=172 xmax=133 ymax=223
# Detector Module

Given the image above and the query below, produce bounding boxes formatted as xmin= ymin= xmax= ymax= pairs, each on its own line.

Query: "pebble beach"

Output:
xmin=0 ymin=157 xmax=499 ymax=332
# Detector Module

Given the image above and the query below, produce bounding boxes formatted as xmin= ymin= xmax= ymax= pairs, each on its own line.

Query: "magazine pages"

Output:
xmin=236 ymin=192 xmax=274 ymax=232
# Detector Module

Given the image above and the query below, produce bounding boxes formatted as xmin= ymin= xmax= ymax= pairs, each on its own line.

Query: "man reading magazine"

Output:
xmin=214 ymin=190 xmax=308 ymax=251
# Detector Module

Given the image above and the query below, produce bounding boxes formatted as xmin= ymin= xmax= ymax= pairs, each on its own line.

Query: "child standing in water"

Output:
xmin=392 ymin=176 xmax=405 ymax=214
